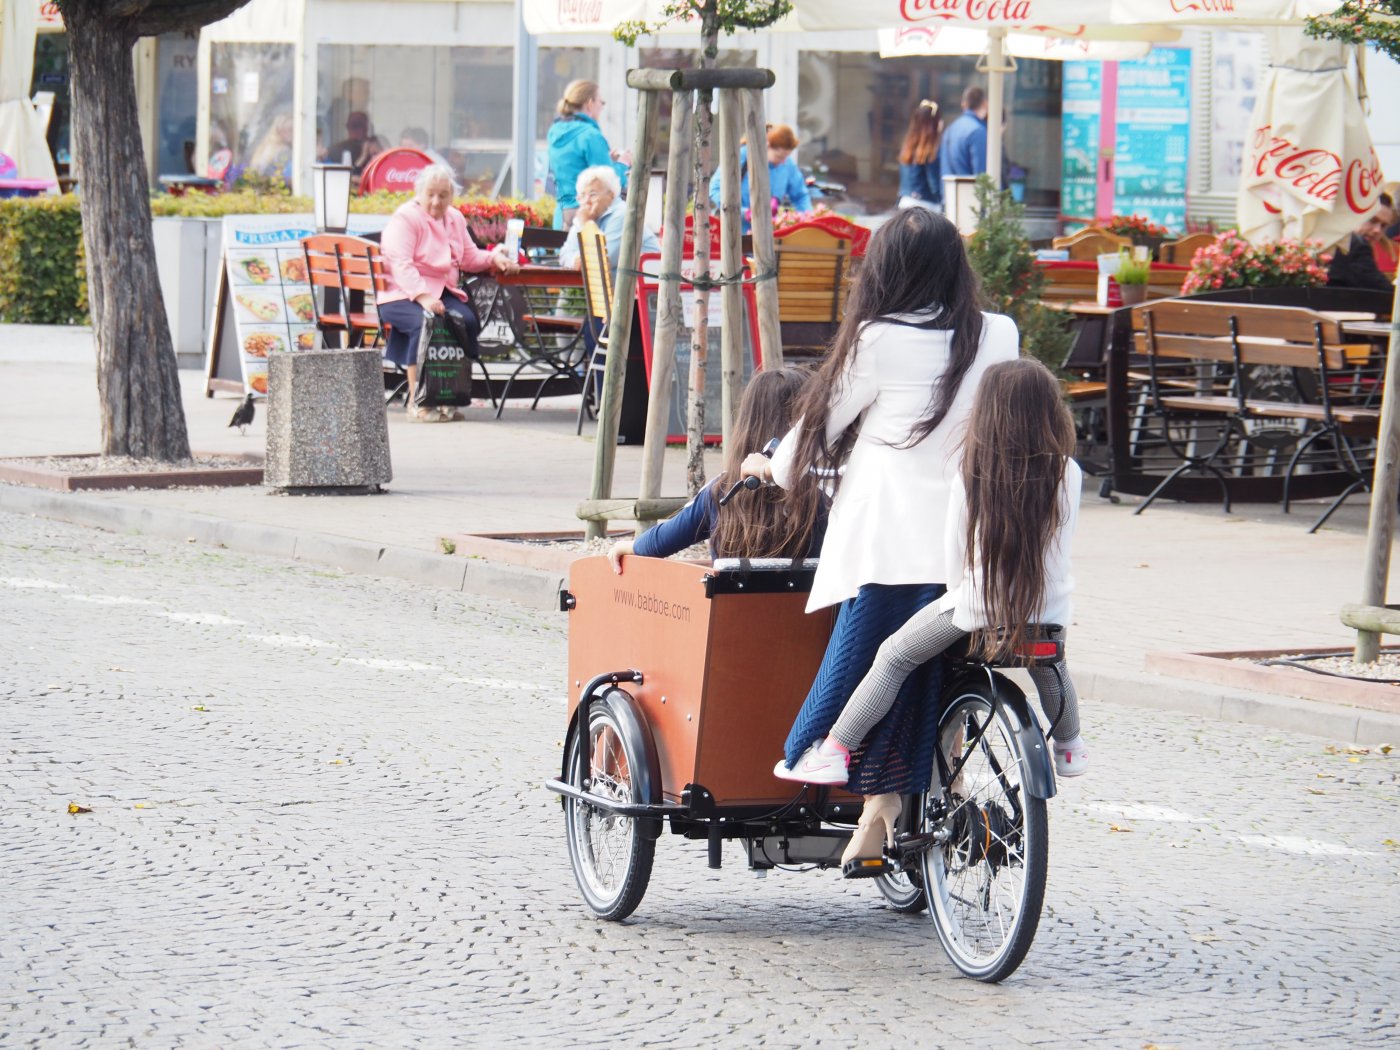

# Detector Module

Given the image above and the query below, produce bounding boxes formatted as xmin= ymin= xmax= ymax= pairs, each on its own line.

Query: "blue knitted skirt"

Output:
xmin=784 ymin=582 xmax=946 ymax=796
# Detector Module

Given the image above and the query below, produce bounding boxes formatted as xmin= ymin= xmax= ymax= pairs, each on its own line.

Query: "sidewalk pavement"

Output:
xmin=3 ymin=322 xmax=1398 ymax=744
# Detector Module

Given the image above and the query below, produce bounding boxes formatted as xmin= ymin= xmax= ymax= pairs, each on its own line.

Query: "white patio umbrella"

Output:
xmin=1237 ymin=25 xmax=1383 ymax=248
xmin=877 ymin=25 xmax=1154 ymax=62
xmin=0 ymin=0 xmax=59 ymax=189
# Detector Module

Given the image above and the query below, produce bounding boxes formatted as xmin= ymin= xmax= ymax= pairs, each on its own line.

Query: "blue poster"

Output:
xmin=1113 ymin=48 xmax=1192 ymax=231
xmin=1061 ymin=61 xmax=1101 ymax=224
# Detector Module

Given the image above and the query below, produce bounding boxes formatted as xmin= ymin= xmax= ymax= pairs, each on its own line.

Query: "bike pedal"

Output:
xmin=841 ymin=857 xmax=890 ymax=880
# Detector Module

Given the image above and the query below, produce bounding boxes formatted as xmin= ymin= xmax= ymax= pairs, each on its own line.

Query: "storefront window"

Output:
xmin=29 ymin=33 xmax=70 ymax=177
xmin=210 ymin=42 xmax=296 ymax=184
xmin=796 ymin=51 xmax=1062 ymax=215
xmin=317 ymin=44 xmax=513 ymax=194
xmin=155 ymin=31 xmax=200 ymax=176
xmin=535 ymin=47 xmax=599 ymax=197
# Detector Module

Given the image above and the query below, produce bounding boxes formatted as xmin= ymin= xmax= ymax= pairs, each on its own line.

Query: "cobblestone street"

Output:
xmin=2 ymin=511 xmax=1398 ymax=1048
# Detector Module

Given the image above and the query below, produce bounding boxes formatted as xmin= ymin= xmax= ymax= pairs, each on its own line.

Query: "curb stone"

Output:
xmin=4 ymin=483 xmax=1399 ymax=743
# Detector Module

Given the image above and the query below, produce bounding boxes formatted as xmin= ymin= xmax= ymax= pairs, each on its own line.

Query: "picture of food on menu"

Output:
xmin=289 ymin=325 xmax=320 ymax=351
xmin=283 ymin=289 xmax=316 ymax=324
xmin=230 ymin=251 xmax=276 ymax=286
xmin=234 ymin=290 xmax=285 ymax=324
xmin=277 ymin=248 xmax=309 ymax=285
xmin=241 ymin=326 xmax=287 ymax=358
xmin=247 ymin=371 xmax=270 ymax=395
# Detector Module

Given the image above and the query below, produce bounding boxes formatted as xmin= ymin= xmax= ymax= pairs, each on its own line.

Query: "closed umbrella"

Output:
xmin=0 ymin=0 xmax=58 ymax=190
xmin=1237 ymin=25 xmax=1383 ymax=248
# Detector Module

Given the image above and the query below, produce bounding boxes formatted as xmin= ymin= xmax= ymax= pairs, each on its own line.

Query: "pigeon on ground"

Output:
xmin=228 ymin=393 xmax=255 ymax=435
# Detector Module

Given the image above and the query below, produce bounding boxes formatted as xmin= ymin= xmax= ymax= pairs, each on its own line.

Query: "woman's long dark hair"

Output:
xmin=961 ymin=358 xmax=1077 ymax=660
xmin=783 ymin=207 xmax=985 ymax=512
xmin=712 ymin=366 xmax=821 ymax=559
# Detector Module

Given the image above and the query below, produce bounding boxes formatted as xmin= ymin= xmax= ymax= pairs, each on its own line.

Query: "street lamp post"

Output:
xmin=312 ymin=164 xmax=352 ymax=233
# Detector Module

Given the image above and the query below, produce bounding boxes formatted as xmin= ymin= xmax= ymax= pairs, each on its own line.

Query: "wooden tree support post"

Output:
xmin=583 ymin=86 xmax=661 ymax=541
xmin=636 ymin=90 xmax=694 ymax=530
xmin=1352 ymin=287 xmax=1400 ymax=662
xmin=741 ymin=87 xmax=782 ymax=370
xmin=582 ymin=66 xmax=776 ymax=539
xmin=717 ymin=88 xmax=745 ymax=444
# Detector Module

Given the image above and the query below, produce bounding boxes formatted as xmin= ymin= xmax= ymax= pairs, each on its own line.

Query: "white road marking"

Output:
xmin=339 ymin=657 xmax=445 ymax=672
xmin=443 ymin=675 xmax=555 ymax=692
xmin=158 ymin=612 xmax=246 ymax=626
xmin=245 ymin=634 xmax=342 ymax=649
xmin=1238 ymin=834 xmax=1368 ymax=857
xmin=66 ymin=594 xmax=157 ymax=606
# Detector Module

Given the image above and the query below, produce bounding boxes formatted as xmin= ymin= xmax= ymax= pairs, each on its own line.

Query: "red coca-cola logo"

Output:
xmin=1168 ymin=0 xmax=1235 ymax=14
xmin=899 ymin=0 xmax=1035 ymax=23
xmin=1250 ymin=126 xmax=1382 ymax=215
xmin=558 ymin=0 xmax=604 ymax=24
xmin=358 ymin=148 xmax=431 ymax=195
xmin=38 ymin=2 xmax=63 ymax=24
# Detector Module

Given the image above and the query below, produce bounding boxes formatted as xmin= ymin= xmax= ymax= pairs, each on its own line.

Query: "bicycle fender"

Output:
xmin=991 ymin=677 xmax=1058 ymax=802
xmin=567 ymin=688 xmax=665 ymax=841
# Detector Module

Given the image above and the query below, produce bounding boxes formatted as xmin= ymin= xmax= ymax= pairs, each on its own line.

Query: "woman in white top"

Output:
xmin=741 ymin=208 xmax=1019 ymax=815
xmin=772 ymin=359 xmax=1089 ymax=869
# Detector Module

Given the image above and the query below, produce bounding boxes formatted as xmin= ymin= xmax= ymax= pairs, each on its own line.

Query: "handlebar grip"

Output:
xmin=717 ymin=474 xmax=763 ymax=507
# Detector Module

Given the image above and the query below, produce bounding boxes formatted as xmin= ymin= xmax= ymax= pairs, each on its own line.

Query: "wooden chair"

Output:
xmin=1051 ymin=228 xmax=1131 ymax=261
xmin=574 ymin=221 xmax=613 ymax=435
xmin=1133 ymin=300 xmax=1380 ymax=528
xmin=333 ymin=236 xmax=388 ymax=348
xmin=302 ymin=233 xmax=352 ymax=346
xmin=772 ymin=222 xmax=855 ymax=355
xmin=1158 ymin=232 xmax=1215 ymax=266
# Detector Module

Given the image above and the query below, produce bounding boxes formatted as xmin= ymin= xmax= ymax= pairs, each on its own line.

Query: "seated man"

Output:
xmin=559 ymin=165 xmax=659 ymax=284
xmin=1327 ymin=205 xmax=1395 ymax=292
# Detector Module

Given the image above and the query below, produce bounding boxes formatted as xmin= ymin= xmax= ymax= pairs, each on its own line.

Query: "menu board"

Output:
xmin=1113 ymin=48 xmax=1192 ymax=231
xmin=207 ymin=213 xmax=388 ymax=397
xmin=1061 ymin=62 xmax=1102 ymax=223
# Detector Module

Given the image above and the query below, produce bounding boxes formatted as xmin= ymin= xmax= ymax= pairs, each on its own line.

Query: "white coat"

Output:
xmin=770 ymin=310 xmax=1020 ymax=612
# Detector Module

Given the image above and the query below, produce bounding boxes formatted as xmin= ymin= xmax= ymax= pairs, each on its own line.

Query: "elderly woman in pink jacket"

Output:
xmin=378 ymin=164 xmax=518 ymax=421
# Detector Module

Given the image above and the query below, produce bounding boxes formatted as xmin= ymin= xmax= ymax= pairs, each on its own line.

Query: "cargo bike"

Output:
xmin=547 ymin=553 xmax=1063 ymax=982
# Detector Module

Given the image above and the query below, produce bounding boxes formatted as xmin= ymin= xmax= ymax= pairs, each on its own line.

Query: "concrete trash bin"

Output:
xmin=264 ymin=349 xmax=392 ymax=491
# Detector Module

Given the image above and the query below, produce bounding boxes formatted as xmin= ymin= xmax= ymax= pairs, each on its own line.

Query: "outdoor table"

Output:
xmin=0 ymin=178 xmax=55 ymax=198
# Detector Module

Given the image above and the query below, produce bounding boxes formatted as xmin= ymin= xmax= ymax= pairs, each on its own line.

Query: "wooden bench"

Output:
xmin=1132 ymin=299 xmax=1380 ymax=529
xmin=772 ymin=223 xmax=856 ymax=355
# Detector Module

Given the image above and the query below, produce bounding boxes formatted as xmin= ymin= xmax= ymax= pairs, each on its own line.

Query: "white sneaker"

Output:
xmin=1049 ymin=735 xmax=1089 ymax=778
xmin=772 ymin=738 xmax=849 ymax=786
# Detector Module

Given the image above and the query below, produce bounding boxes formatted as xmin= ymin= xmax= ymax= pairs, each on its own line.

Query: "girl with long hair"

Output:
xmin=741 ymin=206 xmax=1019 ymax=862
xmin=608 ymin=367 xmax=824 ymax=572
xmin=898 ymin=100 xmax=943 ymax=212
xmin=775 ymin=358 xmax=1089 ymax=866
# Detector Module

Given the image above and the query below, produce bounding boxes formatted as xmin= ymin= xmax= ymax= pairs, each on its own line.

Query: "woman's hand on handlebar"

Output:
xmin=739 ymin=451 xmax=774 ymax=484
xmin=608 ymin=539 xmax=635 ymax=575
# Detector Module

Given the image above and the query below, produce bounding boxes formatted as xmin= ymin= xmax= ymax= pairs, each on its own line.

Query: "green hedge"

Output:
xmin=0 ymin=195 xmax=87 ymax=325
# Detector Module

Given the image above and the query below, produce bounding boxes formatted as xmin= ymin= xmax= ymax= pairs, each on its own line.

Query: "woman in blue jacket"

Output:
xmin=708 ymin=124 xmax=812 ymax=230
xmin=547 ymin=80 xmax=631 ymax=229
xmin=897 ymin=100 xmax=943 ymax=211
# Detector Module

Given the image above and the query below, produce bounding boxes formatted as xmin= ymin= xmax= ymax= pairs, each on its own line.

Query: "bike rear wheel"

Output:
xmin=921 ymin=682 xmax=1048 ymax=982
xmin=563 ymin=696 xmax=656 ymax=921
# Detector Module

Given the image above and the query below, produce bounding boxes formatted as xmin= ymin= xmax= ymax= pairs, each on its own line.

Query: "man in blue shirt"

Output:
xmin=559 ymin=165 xmax=660 ymax=282
xmin=940 ymin=85 xmax=989 ymax=178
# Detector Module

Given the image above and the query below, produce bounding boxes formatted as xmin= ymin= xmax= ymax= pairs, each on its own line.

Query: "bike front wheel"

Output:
xmin=563 ymin=695 xmax=656 ymax=921
xmin=921 ymin=681 xmax=1048 ymax=982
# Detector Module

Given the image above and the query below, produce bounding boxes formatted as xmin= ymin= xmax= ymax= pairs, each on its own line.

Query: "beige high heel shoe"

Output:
xmin=841 ymin=793 xmax=902 ymax=878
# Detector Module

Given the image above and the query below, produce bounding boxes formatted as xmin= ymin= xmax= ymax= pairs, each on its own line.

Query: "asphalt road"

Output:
xmin=2 ymin=511 xmax=1397 ymax=1048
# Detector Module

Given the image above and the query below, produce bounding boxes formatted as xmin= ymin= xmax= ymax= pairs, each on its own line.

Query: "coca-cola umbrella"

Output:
xmin=0 ymin=0 xmax=59 ymax=192
xmin=1237 ymin=25 xmax=1384 ymax=248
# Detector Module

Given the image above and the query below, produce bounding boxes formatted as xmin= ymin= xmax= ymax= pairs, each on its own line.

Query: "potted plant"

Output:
xmin=1116 ymin=248 xmax=1152 ymax=305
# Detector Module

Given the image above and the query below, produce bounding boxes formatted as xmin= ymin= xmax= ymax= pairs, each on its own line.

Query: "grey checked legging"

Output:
xmin=828 ymin=605 xmax=1081 ymax=749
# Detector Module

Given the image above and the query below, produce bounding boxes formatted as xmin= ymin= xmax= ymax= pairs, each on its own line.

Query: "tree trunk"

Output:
xmin=64 ymin=2 xmax=191 ymax=461
xmin=684 ymin=6 xmax=721 ymax=497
